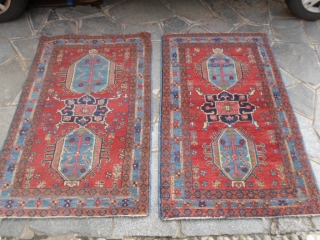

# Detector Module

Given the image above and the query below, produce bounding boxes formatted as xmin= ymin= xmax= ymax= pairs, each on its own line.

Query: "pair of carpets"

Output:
xmin=0 ymin=32 xmax=319 ymax=219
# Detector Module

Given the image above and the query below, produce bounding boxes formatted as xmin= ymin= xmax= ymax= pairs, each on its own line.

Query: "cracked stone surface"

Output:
xmin=80 ymin=16 xmax=122 ymax=34
xmin=11 ymin=36 xmax=40 ymax=60
xmin=0 ymin=219 xmax=28 ymax=237
xmin=0 ymin=39 xmax=16 ymax=66
xmin=280 ymin=68 xmax=300 ymax=87
xmin=313 ymin=217 xmax=320 ymax=230
xmin=0 ymin=58 xmax=26 ymax=106
xmin=295 ymin=113 xmax=320 ymax=162
xmin=268 ymin=0 xmax=293 ymax=18
xmin=317 ymin=45 xmax=320 ymax=57
xmin=151 ymin=122 xmax=159 ymax=152
xmin=311 ymin=161 xmax=320 ymax=191
xmin=162 ymin=16 xmax=189 ymax=33
xmin=278 ymin=218 xmax=314 ymax=234
xmin=165 ymin=0 xmax=211 ymax=22
xmin=125 ymin=23 xmax=161 ymax=40
xmin=233 ymin=24 xmax=271 ymax=34
xmin=108 ymin=0 xmax=173 ymax=25
xmin=271 ymin=19 xmax=308 ymax=43
xmin=273 ymin=42 xmax=320 ymax=87
xmin=101 ymin=0 xmax=124 ymax=8
xmin=287 ymin=83 xmax=314 ymax=118
xmin=185 ymin=25 xmax=210 ymax=33
xmin=29 ymin=219 xmax=113 ymax=237
xmin=200 ymin=16 xmax=235 ymax=33
xmin=204 ymin=0 xmax=242 ymax=25
xmin=56 ymin=5 xmax=102 ymax=19
xmin=0 ymin=106 xmax=17 ymax=149
xmin=152 ymin=42 xmax=161 ymax=91
xmin=28 ymin=7 xmax=50 ymax=31
xmin=40 ymin=20 xmax=77 ymax=35
xmin=1 ymin=0 xmax=320 ymax=238
xmin=152 ymin=96 xmax=160 ymax=123
xmin=314 ymin=88 xmax=320 ymax=136
xmin=181 ymin=219 xmax=271 ymax=236
xmin=0 ymin=13 xmax=32 ymax=39
xmin=303 ymin=21 xmax=320 ymax=44
xmin=226 ymin=0 xmax=269 ymax=25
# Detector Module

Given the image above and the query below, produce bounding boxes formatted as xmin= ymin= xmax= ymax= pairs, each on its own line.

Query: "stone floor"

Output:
xmin=0 ymin=0 xmax=320 ymax=238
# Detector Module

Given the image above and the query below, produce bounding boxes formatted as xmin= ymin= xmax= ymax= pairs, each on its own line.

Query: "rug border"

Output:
xmin=0 ymin=32 xmax=152 ymax=218
xmin=159 ymin=32 xmax=320 ymax=220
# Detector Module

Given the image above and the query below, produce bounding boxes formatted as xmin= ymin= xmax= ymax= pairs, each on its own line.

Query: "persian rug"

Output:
xmin=0 ymin=33 xmax=151 ymax=218
xmin=160 ymin=33 xmax=320 ymax=219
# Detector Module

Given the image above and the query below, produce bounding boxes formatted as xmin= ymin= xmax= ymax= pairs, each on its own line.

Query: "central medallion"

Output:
xmin=197 ymin=90 xmax=258 ymax=129
xmin=54 ymin=94 xmax=120 ymax=129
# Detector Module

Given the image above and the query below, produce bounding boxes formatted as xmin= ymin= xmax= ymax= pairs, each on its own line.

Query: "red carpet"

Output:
xmin=160 ymin=33 xmax=320 ymax=219
xmin=0 ymin=33 xmax=151 ymax=217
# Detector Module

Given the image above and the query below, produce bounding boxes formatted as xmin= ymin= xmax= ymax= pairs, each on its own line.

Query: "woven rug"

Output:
xmin=160 ymin=33 xmax=320 ymax=219
xmin=0 ymin=33 xmax=151 ymax=218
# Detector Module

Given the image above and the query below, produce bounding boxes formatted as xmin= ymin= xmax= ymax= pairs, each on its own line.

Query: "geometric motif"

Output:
xmin=66 ymin=49 xmax=116 ymax=94
xmin=198 ymin=90 xmax=257 ymax=128
xmin=199 ymin=48 xmax=246 ymax=90
xmin=0 ymin=33 xmax=151 ymax=218
xmin=203 ymin=127 xmax=265 ymax=189
xmin=50 ymin=128 xmax=102 ymax=187
xmin=55 ymin=95 xmax=119 ymax=128
xmin=161 ymin=33 xmax=320 ymax=219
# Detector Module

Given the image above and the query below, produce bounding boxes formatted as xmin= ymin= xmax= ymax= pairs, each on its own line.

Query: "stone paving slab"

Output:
xmin=28 ymin=7 xmax=50 ymax=31
xmin=108 ymin=0 xmax=174 ymax=25
xmin=310 ymin=161 xmax=320 ymax=190
xmin=268 ymin=0 xmax=294 ymax=18
xmin=273 ymin=42 xmax=320 ymax=87
xmin=29 ymin=218 xmax=113 ymax=238
xmin=11 ymin=36 xmax=40 ymax=60
xmin=55 ymin=5 xmax=102 ymax=20
xmin=0 ymin=106 xmax=17 ymax=152
xmin=271 ymin=19 xmax=308 ymax=43
xmin=0 ymin=39 xmax=16 ymax=66
xmin=303 ymin=21 xmax=320 ymax=44
xmin=162 ymin=16 xmax=189 ymax=33
xmin=277 ymin=218 xmax=314 ymax=234
xmin=181 ymin=219 xmax=271 ymax=236
xmin=0 ymin=0 xmax=320 ymax=238
xmin=279 ymin=68 xmax=300 ymax=87
xmin=40 ymin=20 xmax=77 ymax=36
xmin=287 ymin=83 xmax=315 ymax=117
xmin=295 ymin=114 xmax=320 ymax=163
xmin=200 ymin=16 xmax=234 ymax=33
xmin=204 ymin=0 xmax=242 ymax=25
xmin=0 ymin=13 xmax=32 ymax=39
xmin=165 ymin=0 xmax=211 ymax=22
xmin=226 ymin=0 xmax=269 ymax=25
xmin=0 ymin=219 xmax=29 ymax=237
xmin=0 ymin=58 xmax=27 ymax=106
xmin=80 ymin=16 xmax=123 ymax=34
xmin=314 ymin=88 xmax=320 ymax=136
xmin=185 ymin=25 xmax=210 ymax=33
xmin=125 ymin=23 xmax=162 ymax=40
xmin=313 ymin=217 xmax=320 ymax=230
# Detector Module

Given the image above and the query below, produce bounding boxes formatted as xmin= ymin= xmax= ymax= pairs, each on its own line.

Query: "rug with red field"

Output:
xmin=0 ymin=33 xmax=151 ymax=218
xmin=160 ymin=33 xmax=320 ymax=219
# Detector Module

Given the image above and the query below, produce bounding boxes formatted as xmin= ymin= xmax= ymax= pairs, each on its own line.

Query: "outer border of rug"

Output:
xmin=159 ymin=32 xmax=320 ymax=220
xmin=0 ymin=32 xmax=152 ymax=218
